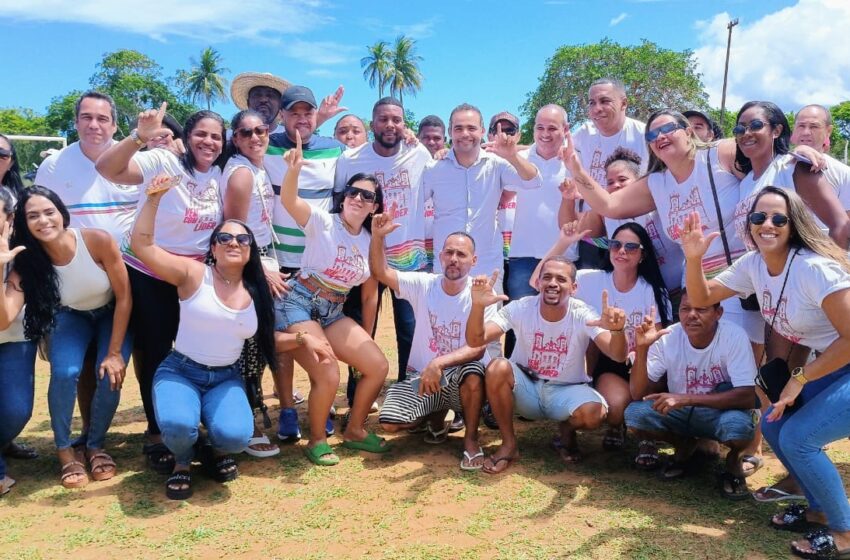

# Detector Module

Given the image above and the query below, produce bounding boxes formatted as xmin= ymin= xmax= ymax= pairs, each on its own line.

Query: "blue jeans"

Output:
xmin=0 ymin=341 xmax=37 ymax=479
xmin=47 ymin=305 xmax=132 ymax=450
xmin=153 ymin=351 xmax=253 ymax=465
xmin=624 ymin=400 xmax=755 ymax=442
xmin=505 ymin=257 xmax=540 ymax=358
xmin=274 ymin=279 xmax=346 ymax=331
xmin=762 ymin=363 xmax=850 ymax=531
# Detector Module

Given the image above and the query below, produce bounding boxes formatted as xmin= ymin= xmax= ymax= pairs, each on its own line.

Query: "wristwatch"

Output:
xmin=791 ymin=366 xmax=809 ymax=386
xmin=130 ymin=128 xmax=145 ymax=147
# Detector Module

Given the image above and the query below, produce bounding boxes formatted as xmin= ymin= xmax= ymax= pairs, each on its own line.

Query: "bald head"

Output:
xmin=796 ymin=104 xmax=831 ymax=126
xmin=537 ymin=104 xmax=568 ymax=125
xmin=792 ymin=104 xmax=833 ymax=152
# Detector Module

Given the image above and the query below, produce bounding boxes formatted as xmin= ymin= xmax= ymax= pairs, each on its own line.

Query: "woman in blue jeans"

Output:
xmin=131 ymin=171 xmax=276 ymax=500
xmin=682 ymin=186 xmax=850 ymax=559
xmin=0 ymin=186 xmax=131 ymax=489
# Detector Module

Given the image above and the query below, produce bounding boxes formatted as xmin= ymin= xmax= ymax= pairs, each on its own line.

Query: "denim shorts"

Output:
xmin=274 ymin=278 xmax=346 ymax=331
xmin=624 ymin=399 xmax=756 ymax=442
xmin=511 ymin=362 xmax=608 ymax=422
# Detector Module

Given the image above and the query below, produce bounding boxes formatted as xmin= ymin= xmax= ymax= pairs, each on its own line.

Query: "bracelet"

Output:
xmin=609 ymin=328 xmax=625 ymax=333
xmin=295 ymin=331 xmax=306 ymax=346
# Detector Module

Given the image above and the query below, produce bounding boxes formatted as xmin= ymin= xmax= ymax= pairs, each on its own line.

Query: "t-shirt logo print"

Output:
xmin=685 ymin=362 xmax=726 ymax=394
xmin=589 ymin=149 xmax=607 ymax=184
xmin=761 ymin=291 xmax=804 ymax=343
xmin=324 ymin=245 xmax=366 ymax=285
xmin=427 ymin=312 xmax=462 ymax=355
xmin=667 ymin=186 xmax=708 ymax=241
xmin=377 ymin=170 xmax=411 ymax=219
xmin=529 ymin=330 xmax=569 ymax=378
xmin=183 ymin=179 xmax=219 ymax=232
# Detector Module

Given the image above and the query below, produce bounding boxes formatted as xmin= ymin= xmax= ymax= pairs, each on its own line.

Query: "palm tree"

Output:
xmin=386 ymin=35 xmax=423 ymax=105
xmin=183 ymin=47 xmax=229 ymax=110
xmin=360 ymin=41 xmax=392 ymax=99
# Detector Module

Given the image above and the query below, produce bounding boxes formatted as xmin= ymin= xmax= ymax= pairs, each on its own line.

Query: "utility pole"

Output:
xmin=719 ymin=18 xmax=739 ymax=131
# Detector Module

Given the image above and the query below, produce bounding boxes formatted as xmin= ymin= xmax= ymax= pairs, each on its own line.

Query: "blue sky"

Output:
xmin=1 ymin=0 xmax=847 ymax=129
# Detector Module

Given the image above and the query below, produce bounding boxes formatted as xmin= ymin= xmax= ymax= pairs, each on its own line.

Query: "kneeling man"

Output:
xmin=466 ymin=256 xmax=628 ymax=473
xmin=625 ymin=292 xmax=757 ymax=499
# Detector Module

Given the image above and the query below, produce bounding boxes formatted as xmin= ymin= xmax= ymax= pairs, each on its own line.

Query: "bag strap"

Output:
xmin=255 ymin=167 xmax=280 ymax=267
xmin=704 ymin=148 xmax=733 ymax=266
xmin=759 ymin=248 xmax=800 ymax=364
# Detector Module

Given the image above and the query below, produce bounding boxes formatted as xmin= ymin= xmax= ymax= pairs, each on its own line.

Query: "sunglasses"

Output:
xmin=0 ymin=148 xmax=11 ymax=160
xmin=489 ymin=126 xmax=517 ymax=136
xmin=607 ymin=239 xmax=643 ymax=253
xmin=732 ymin=119 xmax=766 ymax=137
xmin=645 ymin=122 xmax=684 ymax=143
xmin=213 ymin=232 xmax=253 ymax=246
xmin=344 ymin=186 xmax=377 ymax=202
xmin=748 ymin=211 xmax=789 ymax=227
xmin=236 ymin=124 xmax=270 ymax=139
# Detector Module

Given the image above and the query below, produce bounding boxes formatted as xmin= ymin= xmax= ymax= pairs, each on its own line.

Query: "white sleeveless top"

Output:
xmin=175 ymin=267 xmax=257 ymax=366
xmin=0 ymin=263 xmax=26 ymax=344
xmin=55 ymin=228 xmax=113 ymax=311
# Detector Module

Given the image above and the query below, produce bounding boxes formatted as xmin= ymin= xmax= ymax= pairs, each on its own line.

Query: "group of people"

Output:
xmin=2 ymin=70 xmax=850 ymax=559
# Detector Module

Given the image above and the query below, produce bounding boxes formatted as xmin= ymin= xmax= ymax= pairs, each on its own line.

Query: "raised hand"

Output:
xmin=371 ymin=205 xmax=401 ymax=238
xmin=559 ymin=177 xmax=581 ymax=201
xmin=145 ymin=173 xmax=180 ymax=197
xmin=558 ymin=129 xmax=581 ymax=173
xmin=0 ymin=221 xmax=25 ymax=267
xmin=471 ymin=270 xmax=509 ymax=307
xmin=482 ymin=122 xmax=519 ymax=159
xmin=586 ymin=289 xmax=626 ymax=331
xmin=284 ymin=129 xmax=304 ymax=172
xmin=678 ymin=212 xmax=718 ymax=261
xmin=402 ymin=127 xmax=419 ymax=146
xmin=135 ymin=102 xmax=170 ymax=144
xmin=558 ymin=220 xmax=591 ymax=248
xmin=634 ymin=307 xmax=670 ymax=348
xmin=317 ymin=86 xmax=348 ymax=125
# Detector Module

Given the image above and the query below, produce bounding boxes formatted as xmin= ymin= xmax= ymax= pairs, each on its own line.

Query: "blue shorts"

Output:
xmin=510 ymin=362 xmax=607 ymax=422
xmin=274 ymin=279 xmax=346 ymax=331
xmin=624 ymin=399 xmax=756 ymax=442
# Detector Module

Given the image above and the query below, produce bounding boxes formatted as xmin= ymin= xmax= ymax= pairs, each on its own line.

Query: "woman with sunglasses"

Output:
xmin=0 ymin=186 xmax=131 ymax=489
xmin=276 ymin=131 xmax=389 ymax=466
xmin=682 ymin=187 xmax=850 ymax=560
xmin=96 ymin=102 xmax=226 ymax=474
xmin=0 ymin=133 xmax=25 ymax=200
xmin=130 ymin=173 xmax=276 ymax=499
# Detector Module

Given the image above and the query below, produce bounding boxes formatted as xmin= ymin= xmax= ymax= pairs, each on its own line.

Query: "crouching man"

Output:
xmin=466 ymin=256 xmax=628 ymax=473
xmin=625 ymin=292 xmax=757 ymax=499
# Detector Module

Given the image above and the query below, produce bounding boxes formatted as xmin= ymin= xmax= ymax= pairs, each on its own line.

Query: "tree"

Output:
xmin=831 ymin=101 xmax=850 ymax=163
xmin=522 ymin=39 xmax=708 ymax=136
xmin=361 ymin=41 xmax=392 ymax=99
xmin=386 ymin=35 xmax=424 ymax=105
xmin=179 ymin=47 xmax=229 ymax=110
xmin=0 ymin=107 xmax=60 ymax=177
xmin=45 ymin=91 xmax=85 ymax=143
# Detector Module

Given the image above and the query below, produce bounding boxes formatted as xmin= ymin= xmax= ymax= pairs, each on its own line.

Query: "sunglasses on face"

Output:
xmin=608 ymin=239 xmax=643 ymax=253
xmin=489 ymin=125 xmax=517 ymax=136
xmin=644 ymin=122 xmax=684 ymax=143
xmin=213 ymin=232 xmax=253 ymax=246
xmin=0 ymin=148 xmax=11 ymax=160
xmin=344 ymin=186 xmax=377 ymax=202
xmin=733 ymin=119 xmax=766 ymax=136
xmin=236 ymin=124 xmax=270 ymax=139
xmin=748 ymin=211 xmax=789 ymax=227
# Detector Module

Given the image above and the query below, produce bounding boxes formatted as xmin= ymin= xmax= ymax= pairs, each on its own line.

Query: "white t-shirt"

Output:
xmin=603 ymin=215 xmax=685 ymax=295
xmin=395 ymin=272 xmax=496 ymax=375
xmin=571 ymin=117 xmax=649 ymax=185
xmin=333 ymin=142 xmax=432 ymax=272
xmin=646 ymin=147 xmax=744 ymax=277
xmin=823 ymin=154 xmax=850 ymax=210
xmin=299 ymin=205 xmax=371 ymax=293
xmin=509 ymin=144 xmax=575 ymax=260
xmin=734 ymin=154 xmax=798 ymax=248
xmin=647 ymin=320 xmax=756 ymax=395
xmin=490 ymin=295 xmax=605 ymax=384
xmin=221 ymin=155 xmax=275 ymax=247
xmin=123 ymin=150 xmax=222 ymax=272
xmin=574 ymin=269 xmax=665 ymax=356
xmin=714 ymin=249 xmax=850 ymax=352
xmin=35 ymin=141 xmax=140 ymax=242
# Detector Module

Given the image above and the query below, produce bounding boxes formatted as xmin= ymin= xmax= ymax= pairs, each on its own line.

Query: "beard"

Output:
xmin=375 ymin=130 xmax=401 ymax=150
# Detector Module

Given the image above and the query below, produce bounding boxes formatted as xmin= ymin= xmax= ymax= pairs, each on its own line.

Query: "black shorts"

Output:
xmin=591 ymin=353 xmax=631 ymax=384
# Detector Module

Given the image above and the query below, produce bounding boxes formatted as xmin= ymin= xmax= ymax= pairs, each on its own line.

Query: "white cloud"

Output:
xmin=359 ymin=16 xmax=439 ymax=40
xmin=306 ymin=68 xmax=335 ymax=78
xmin=694 ymin=0 xmax=850 ymax=111
xmin=281 ymin=39 xmax=360 ymax=66
xmin=610 ymin=12 xmax=628 ymax=26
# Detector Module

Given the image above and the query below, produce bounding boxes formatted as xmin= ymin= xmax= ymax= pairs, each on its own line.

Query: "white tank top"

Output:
xmin=175 ymin=267 xmax=257 ymax=366
xmin=55 ymin=228 xmax=113 ymax=311
xmin=0 ymin=263 xmax=26 ymax=344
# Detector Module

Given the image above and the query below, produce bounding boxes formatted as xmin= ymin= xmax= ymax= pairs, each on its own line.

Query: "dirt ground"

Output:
xmin=2 ymin=302 xmax=846 ymax=559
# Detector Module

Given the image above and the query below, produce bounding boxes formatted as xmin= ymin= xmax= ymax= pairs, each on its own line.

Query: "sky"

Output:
xmin=0 ymin=0 xmax=848 ymax=129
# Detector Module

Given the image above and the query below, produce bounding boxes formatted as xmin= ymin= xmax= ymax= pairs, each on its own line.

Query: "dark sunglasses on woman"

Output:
xmin=748 ymin=211 xmax=789 ymax=227
xmin=607 ymin=239 xmax=643 ymax=253
xmin=644 ymin=122 xmax=684 ymax=143
xmin=732 ymin=119 xmax=766 ymax=137
xmin=343 ymin=186 xmax=377 ymax=202
xmin=214 ymin=232 xmax=253 ymax=246
xmin=236 ymin=125 xmax=270 ymax=139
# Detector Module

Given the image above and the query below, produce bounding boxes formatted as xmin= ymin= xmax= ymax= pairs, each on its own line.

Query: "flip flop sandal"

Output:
xmin=753 ymin=485 xmax=806 ymax=503
xmin=143 ymin=442 xmax=175 ymax=475
xmin=790 ymin=528 xmax=850 ymax=559
xmin=3 ymin=442 xmax=38 ymax=460
xmin=165 ymin=471 xmax=192 ymax=500
xmin=634 ymin=440 xmax=660 ymax=471
xmin=304 ymin=442 xmax=340 ymax=466
xmin=659 ymin=459 xmax=689 ymax=481
xmin=0 ymin=476 xmax=16 ymax=496
xmin=88 ymin=452 xmax=117 ymax=482
xmin=341 ymin=432 xmax=391 ymax=454
xmin=719 ymin=471 xmax=750 ymax=501
xmin=424 ymin=422 xmax=449 ymax=445
xmin=602 ymin=425 xmax=626 ymax=450
xmin=460 ymin=448 xmax=485 ymax=471
xmin=771 ymin=504 xmax=827 ymax=533
xmin=558 ymin=444 xmax=582 ymax=464
xmin=482 ymin=455 xmax=517 ymax=474
xmin=243 ymin=435 xmax=280 ymax=458
xmin=60 ymin=460 xmax=89 ymax=489
xmin=741 ymin=454 xmax=765 ymax=478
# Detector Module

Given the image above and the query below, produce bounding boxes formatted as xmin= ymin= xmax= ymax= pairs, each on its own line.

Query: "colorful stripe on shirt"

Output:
xmin=386 ymin=240 xmax=428 ymax=272
xmin=502 ymin=231 xmax=512 ymax=259
xmin=309 ymin=273 xmax=351 ymax=295
xmin=67 ymin=200 xmax=138 ymax=216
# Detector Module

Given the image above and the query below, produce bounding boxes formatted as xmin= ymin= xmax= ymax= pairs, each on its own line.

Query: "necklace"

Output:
xmin=213 ymin=265 xmax=238 ymax=286
xmin=339 ymin=215 xmax=358 ymax=235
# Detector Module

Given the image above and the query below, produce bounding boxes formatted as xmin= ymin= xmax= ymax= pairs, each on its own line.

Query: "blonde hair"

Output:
xmin=644 ymin=109 xmax=711 ymax=176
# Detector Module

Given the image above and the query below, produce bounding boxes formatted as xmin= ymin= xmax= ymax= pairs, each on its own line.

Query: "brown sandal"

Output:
xmin=88 ymin=452 xmax=117 ymax=481
xmin=60 ymin=460 xmax=89 ymax=488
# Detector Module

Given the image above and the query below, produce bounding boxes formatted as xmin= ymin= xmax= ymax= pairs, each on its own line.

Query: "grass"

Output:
xmin=2 ymin=303 xmax=846 ymax=559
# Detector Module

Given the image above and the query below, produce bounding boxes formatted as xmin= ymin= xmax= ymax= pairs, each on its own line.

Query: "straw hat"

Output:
xmin=230 ymin=72 xmax=292 ymax=110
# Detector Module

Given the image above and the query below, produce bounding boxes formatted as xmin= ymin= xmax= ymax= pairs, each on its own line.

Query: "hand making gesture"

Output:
xmin=558 ymin=129 xmax=582 ymax=174
xmin=586 ymin=290 xmax=627 ymax=331
xmin=135 ymin=101 xmax=171 ymax=144
xmin=145 ymin=174 xmax=180 ymax=199
xmin=470 ymin=270 xmax=509 ymax=307
xmin=371 ymin=203 xmax=401 ymax=239
xmin=0 ymin=221 xmax=25 ymax=267
xmin=317 ymin=86 xmax=348 ymax=126
xmin=557 ymin=220 xmax=591 ymax=248
xmin=559 ymin=177 xmax=581 ymax=201
xmin=678 ymin=212 xmax=718 ymax=262
xmin=284 ymin=129 xmax=305 ymax=172
xmin=633 ymin=307 xmax=670 ymax=348
xmin=483 ymin=122 xmax=520 ymax=159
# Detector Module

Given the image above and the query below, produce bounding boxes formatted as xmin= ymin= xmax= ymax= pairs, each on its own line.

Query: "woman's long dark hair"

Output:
xmin=331 ymin=172 xmax=384 ymax=233
xmin=181 ymin=110 xmax=228 ymax=177
xmin=207 ymin=219 xmax=277 ymax=370
xmin=0 ymin=133 xmax=25 ymax=199
xmin=11 ymin=186 xmax=71 ymax=340
xmin=733 ymin=101 xmax=790 ymax=176
xmin=602 ymin=222 xmax=671 ymax=326
xmin=225 ymin=109 xmax=266 ymax=161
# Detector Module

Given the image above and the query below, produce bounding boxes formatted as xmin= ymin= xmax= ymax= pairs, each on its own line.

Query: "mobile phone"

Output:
xmin=791 ymin=152 xmax=814 ymax=165
xmin=411 ymin=373 xmax=449 ymax=393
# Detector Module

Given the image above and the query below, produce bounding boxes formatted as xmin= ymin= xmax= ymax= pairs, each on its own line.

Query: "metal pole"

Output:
xmin=718 ymin=18 xmax=739 ymax=130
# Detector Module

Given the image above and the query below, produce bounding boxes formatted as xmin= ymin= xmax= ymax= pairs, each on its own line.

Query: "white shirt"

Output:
xmin=509 ymin=144 xmax=574 ymax=260
xmin=221 ymin=155 xmax=275 ymax=247
xmin=35 ymin=141 xmax=140 ymax=242
xmin=575 ymin=269 xmax=665 ymax=356
xmin=823 ymin=154 xmax=850 ymax=210
xmin=334 ymin=142 xmax=432 ymax=271
xmin=647 ymin=320 xmax=756 ymax=395
xmin=646 ymin=147 xmax=744 ymax=277
xmin=734 ymin=154 xmax=798 ymax=248
xmin=423 ymin=148 xmax=542 ymax=276
xmin=395 ymin=272 xmax=496 ymax=375
xmin=490 ymin=295 xmax=605 ymax=384
xmin=571 ymin=117 xmax=649 ymax=185
xmin=299 ymin=206 xmax=371 ymax=293
xmin=714 ymin=249 xmax=850 ymax=352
